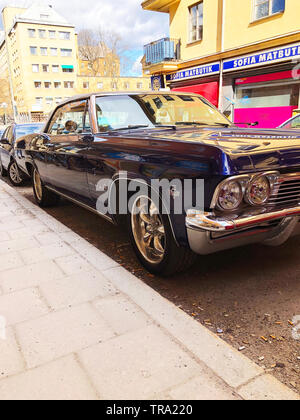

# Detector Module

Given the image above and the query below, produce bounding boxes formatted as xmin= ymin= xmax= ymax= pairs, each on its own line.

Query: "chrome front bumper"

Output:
xmin=186 ymin=206 xmax=300 ymax=255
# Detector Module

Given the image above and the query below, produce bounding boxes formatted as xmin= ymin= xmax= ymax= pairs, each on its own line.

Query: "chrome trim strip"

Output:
xmin=45 ymin=186 xmax=115 ymax=224
xmin=186 ymin=205 xmax=300 ymax=233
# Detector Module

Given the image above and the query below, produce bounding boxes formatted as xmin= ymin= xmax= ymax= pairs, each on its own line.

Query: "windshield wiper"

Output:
xmin=176 ymin=121 xmax=231 ymax=127
xmin=109 ymin=125 xmax=150 ymax=132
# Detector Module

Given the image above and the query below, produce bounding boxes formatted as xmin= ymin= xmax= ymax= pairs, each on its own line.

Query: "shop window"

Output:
xmin=189 ymin=2 xmax=203 ymax=43
xmin=236 ymin=84 xmax=299 ymax=109
xmin=253 ymin=0 xmax=285 ymax=21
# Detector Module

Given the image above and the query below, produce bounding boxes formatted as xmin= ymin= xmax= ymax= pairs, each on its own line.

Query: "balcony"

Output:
xmin=144 ymin=38 xmax=181 ymax=66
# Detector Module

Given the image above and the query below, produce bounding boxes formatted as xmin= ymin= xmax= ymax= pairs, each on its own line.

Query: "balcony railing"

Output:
xmin=144 ymin=38 xmax=181 ymax=65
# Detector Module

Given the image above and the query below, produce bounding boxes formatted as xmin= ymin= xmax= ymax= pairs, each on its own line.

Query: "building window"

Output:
xmin=32 ymin=64 xmax=39 ymax=73
xmin=62 ymin=66 xmax=74 ymax=73
xmin=40 ymin=47 xmax=48 ymax=56
xmin=189 ymin=2 xmax=203 ymax=43
xmin=124 ymin=82 xmax=130 ymax=89
xmin=54 ymin=82 xmax=61 ymax=89
xmin=42 ymin=64 xmax=50 ymax=73
xmin=30 ymin=46 xmax=37 ymax=55
xmin=137 ymin=83 xmax=143 ymax=89
xmin=97 ymin=82 xmax=103 ymax=90
xmin=49 ymin=31 xmax=56 ymax=39
xmin=64 ymin=81 xmax=74 ymax=88
xmin=28 ymin=29 xmax=36 ymax=38
xmin=83 ymin=82 xmax=89 ymax=89
xmin=253 ymin=0 xmax=285 ymax=20
xmin=46 ymin=97 xmax=53 ymax=105
xmin=59 ymin=32 xmax=71 ymax=40
xmin=44 ymin=82 xmax=51 ymax=89
xmin=61 ymin=49 xmax=72 ymax=57
xmin=55 ymin=97 xmax=62 ymax=104
xmin=50 ymin=48 xmax=58 ymax=56
xmin=39 ymin=29 xmax=46 ymax=39
xmin=111 ymin=82 xmax=117 ymax=89
xmin=35 ymin=97 xmax=43 ymax=106
xmin=52 ymin=65 xmax=59 ymax=73
xmin=34 ymin=81 xmax=42 ymax=88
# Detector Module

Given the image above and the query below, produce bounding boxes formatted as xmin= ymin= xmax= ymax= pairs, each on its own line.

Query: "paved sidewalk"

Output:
xmin=0 ymin=180 xmax=298 ymax=400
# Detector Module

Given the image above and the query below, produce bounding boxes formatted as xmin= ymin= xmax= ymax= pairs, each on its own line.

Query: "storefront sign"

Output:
xmin=166 ymin=62 xmax=220 ymax=82
xmin=224 ymin=44 xmax=300 ymax=72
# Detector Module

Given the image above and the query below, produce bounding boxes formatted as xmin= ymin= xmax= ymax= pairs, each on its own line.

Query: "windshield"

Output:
xmin=15 ymin=124 xmax=43 ymax=139
xmin=281 ymin=115 xmax=300 ymax=129
xmin=95 ymin=94 xmax=231 ymax=132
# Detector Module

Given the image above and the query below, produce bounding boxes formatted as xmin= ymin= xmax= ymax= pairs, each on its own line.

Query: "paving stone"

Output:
xmin=16 ymin=303 xmax=115 ymax=368
xmin=0 ymin=252 xmax=24 ymax=273
xmin=167 ymin=375 xmax=240 ymax=401
xmin=78 ymin=324 xmax=202 ymax=400
xmin=20 ymin=243 xmax=74 ymax=265
xmin=93 ymin=295 xmax=152 ymax=336
xmin=54 ymin=254 xmax=94 ymax=275
xmin=103 ymin=267 xmax=263 ymax=389
xmin=0 ymin=261 xmax=65 ymax=293
xmin=0 ymin=355 xmax=98 ymax=400
xmin=238 ymin=374 xmax=300 ymax=401
xmin=0 ymin=232 xmax=10 ymax=242
xmin=0 ymin=237 xmax=40 ymax=254
xmin=39 ymin=270 xmax=117 ymax=310
xmin=0 ymin=327 xmax=24 ymax=379
xmin=0 ymin=288 xmax=49 ymax=326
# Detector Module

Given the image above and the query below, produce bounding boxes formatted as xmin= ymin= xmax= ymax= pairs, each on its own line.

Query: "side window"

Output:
xmin=291 ymin=116 xmax=300 ymax=129
xmin=48 ymin=100 xmax=90 ymax=135
xmin=6 ymin=127 xmax=14 ymax=144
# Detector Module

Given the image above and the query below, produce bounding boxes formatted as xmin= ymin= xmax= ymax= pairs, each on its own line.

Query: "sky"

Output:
xmin=0 ymin=0 xmax=169 ymax=75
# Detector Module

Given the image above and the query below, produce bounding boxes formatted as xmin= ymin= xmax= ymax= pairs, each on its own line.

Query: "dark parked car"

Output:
xmin=15 ymin=92 xmax=300 ymax=275
xmin=0 ymin=122 xmax=44 ymax=185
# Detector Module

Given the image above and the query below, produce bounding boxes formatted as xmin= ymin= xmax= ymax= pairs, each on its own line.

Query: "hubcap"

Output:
xmin=10 ymin=163 xmax=22 ymax=184
xmin=33 ymin=170 xmax=43 ymax=201
xmin=131 ymin=196 xmax=166 ymax=264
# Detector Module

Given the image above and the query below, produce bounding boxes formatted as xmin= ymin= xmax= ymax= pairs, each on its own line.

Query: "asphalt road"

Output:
xmin=5 ymin=179 xmax=300 ymax=394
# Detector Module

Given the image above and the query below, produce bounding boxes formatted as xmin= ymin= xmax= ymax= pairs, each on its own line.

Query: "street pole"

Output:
xmin=218 ymin=0 xmax=226 ymax=113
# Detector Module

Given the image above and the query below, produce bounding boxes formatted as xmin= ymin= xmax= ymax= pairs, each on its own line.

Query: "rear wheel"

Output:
xmin=128 ymin=194 xmax=196 ymax=277
xmin=0 ymin=158 xmax=7 ymax=177
xmin=32 ymin=168 xmax=60 ymax=207
xmin=8 ymin=161 xmax=25 ymax=186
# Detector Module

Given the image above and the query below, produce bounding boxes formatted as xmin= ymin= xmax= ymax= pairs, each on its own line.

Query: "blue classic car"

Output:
xmin=14 ymin=92 xmax=300 ymax=276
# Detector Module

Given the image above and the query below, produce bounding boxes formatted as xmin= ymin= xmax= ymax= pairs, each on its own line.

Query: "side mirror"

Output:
xmin=0 ymin=138 xmax=9 ymax=145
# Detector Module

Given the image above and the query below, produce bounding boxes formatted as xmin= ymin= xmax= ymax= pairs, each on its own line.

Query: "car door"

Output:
xmin=45 ymin=99 xmax=92 ymax=204
xmin=0 ymin=125 xmax=14 ymax=170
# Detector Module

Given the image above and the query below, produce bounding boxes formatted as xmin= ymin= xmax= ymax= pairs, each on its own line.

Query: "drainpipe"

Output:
xmin=218 ymin=0 xmax=226 ymax=112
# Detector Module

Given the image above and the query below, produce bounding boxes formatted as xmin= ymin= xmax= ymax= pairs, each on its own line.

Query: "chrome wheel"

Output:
xmin=9 ymin=162 xmax=22 ymax=184
xmin=33 ymin=170 xmax=43 ymax=201
xmin=131 ymin=196 xmax=166 ymax=264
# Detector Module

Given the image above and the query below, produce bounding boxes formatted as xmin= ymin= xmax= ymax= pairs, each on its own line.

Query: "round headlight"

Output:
xmin=218 ymin=181 xmax=243 ymax=211
xmin=246 ymin=176 xmax=270 ymax=206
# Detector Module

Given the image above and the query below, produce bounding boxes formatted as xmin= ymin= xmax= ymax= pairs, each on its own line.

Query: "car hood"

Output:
xmin=134 ymin=126 xmax=300 ymax=173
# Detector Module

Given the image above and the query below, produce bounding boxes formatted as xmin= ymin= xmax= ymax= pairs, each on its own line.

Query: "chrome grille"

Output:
xmin=268 ymin=175 xmax=300 ymax=206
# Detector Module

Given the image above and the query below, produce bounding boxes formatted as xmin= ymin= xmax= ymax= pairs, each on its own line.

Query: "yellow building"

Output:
xmin=1 ymin=4 xmax=78 ymax=120
xmin=142 ymin=0 xmax=300 ymax=128
xmin=0 ymin=4 xmax=151 ymax=121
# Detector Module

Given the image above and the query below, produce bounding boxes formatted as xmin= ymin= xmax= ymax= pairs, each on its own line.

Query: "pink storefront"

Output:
xmin=234 ymin=70 xmax=299 ymax=128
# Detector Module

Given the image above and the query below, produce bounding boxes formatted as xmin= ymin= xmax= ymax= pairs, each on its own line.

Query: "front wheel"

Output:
xmin=128 ymin=194 xmax=196 ymax=277
xmin=32 ymin=168 xmax=60 ymax=207
xmin=8 ymin=161 xmax=26 ymax=186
